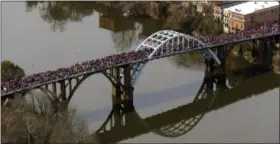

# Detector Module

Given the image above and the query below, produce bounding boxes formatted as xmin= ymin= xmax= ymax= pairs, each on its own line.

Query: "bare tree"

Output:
xmin=1 ymin=94 xmax=92 ymax=143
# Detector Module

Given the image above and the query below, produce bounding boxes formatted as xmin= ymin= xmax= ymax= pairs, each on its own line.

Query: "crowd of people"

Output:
xmin=201 ymin=23 xmax=280 ymax=46
xmin=1 ymin=24 xmax=280 ymax=95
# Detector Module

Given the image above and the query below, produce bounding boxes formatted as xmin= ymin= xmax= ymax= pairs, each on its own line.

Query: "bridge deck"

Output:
xmin=2 ymin=31 xmax=279 ymax=97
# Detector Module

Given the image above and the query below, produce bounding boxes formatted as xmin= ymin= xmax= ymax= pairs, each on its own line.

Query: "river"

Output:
xmin=1 ymin=2 xmax=279 ymax=143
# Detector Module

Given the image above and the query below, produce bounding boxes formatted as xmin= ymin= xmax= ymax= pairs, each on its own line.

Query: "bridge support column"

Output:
xmin=274 ymin=35 xmax=280 ymax=42
xmin=217 ymin=45 xmax=226 ymax=62
xmin=215 ymin=56 xmax=227 ymax=91
xmin=205 ymin=59 xmax=215 ymax=95
xmin=59 ymin=80 xmax=68 ymax=111
xmin=205 ymin=59 xmax=215 ymax=73
xmin=107 ymin=64 xmax=135 ymax=129
xmin=60 ymin=81 xmax=66 ymax=101
xmin=111 ymin=67 xmax=122 ymax=127
xmin=52 ymin=82 xmax=57 ymax=96
xmin=253 ymin=39 xmax=260 ymax=47
xmin=122 ymin=64 xmax=134 ymax=113
xmin=49 ymin=82 xmax=60 ymax=112
xmin=264 ymin=38 xmax=270 ymax=62
xmin=260 ymin=37 xmax=275 ymax=66
xmin=68 ymin=78 xmax=72 ymax=95
xmin=111 ymin=67 xmax=121 ymax=107
xmin=252 ymin=39 xmax=261 ymax=59
xmin=216 ymin=70 xmax=227 ymax=91
xmin=265 ymin=38 xmax=270 ymax=51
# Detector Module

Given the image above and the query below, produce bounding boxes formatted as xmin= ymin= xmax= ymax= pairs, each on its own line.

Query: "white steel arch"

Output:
xmin=124 ymin=30 xmax=221 ymax=86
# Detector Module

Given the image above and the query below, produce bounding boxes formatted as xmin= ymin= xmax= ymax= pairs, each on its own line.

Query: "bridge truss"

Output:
xmin=124 ymin=30 xmax=221 ymax=85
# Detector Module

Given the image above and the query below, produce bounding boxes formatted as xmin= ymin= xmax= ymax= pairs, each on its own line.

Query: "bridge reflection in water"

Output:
xmin=90 ymin=66 xmax=279 ymax=143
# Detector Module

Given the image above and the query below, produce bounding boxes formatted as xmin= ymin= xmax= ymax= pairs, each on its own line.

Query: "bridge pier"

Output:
xmin=111 ymin=67 xmax=122 ymax=109
xmin=95 ymin=64 xmax=137 ymax=132
xmin=110 ymin=64 xmax=135 ymax=127
xmin=252 ymin=39 xmax=261 ymax=49
xmin=37 ymin=80 xmax=74 ymax=112
xmin=60 ymin=80 xmax=66 ymax=101
xmin=52 ymin=82 xmax=57 ymax=96
xmin=275 ymin=35 xmax=280 ymax=42
xmin=217 ymin=45 xmax=226 ymax=62
xmin=204 ymin=58 xmax=228 ymax=93
xmin=216 ymin=45 xmax=227 ymax=84
xmin=204 ymin=59 xmax=215 ymax=95
xmin=205 ymin=59 xmax=215 ymax=73
xmin=111 ymin=67 xmax=122 ymax=127
xmin=122 ymin=64 xmax=134 ymax=113
xmin=68 ymin=78 xmax=72 ymax=96
xmin=252 ymin=38 xmax=276 ymax=65
xmin=111 ymin=65 xmax=135 ymax=112
xmin=215 ymin=57 xmax=227 ymax=91
xmin=59 ymin=80 xmax=69 ymax=110
xmin=256 ymin=37 xmax=279 ymax=67
xmin=96 ymin=102 xmax=140 ymax=137
xmin=47 ymin=81 xmax=67 ymax=112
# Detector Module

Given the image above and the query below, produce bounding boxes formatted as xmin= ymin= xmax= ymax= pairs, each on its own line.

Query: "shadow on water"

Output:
xmin=89 ymin=66 xmax=279 ymax=143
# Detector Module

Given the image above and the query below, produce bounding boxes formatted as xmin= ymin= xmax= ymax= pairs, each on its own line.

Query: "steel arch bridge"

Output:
xmin=121 ymin=30 xmax=221 ymax=85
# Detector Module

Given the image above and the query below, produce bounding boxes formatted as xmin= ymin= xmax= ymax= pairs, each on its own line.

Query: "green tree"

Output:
xmin=1 ymin=60 xmax=25 ymax=82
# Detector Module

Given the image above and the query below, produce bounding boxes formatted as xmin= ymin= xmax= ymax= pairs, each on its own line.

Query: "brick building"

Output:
xmin=192 ymin=1 xmax=245 ymax=20
xmin=223 ymin=2 xmax=279 ymax=33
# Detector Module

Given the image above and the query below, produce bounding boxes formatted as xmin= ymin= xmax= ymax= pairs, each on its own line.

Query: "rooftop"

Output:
xmin=224 ymin=1 xmax=279 ymax=15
